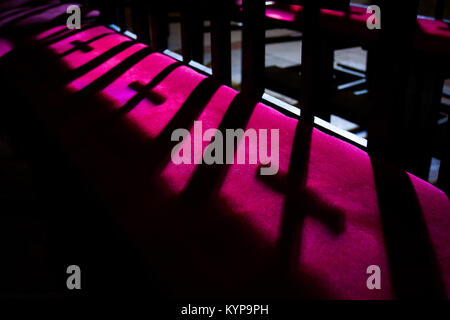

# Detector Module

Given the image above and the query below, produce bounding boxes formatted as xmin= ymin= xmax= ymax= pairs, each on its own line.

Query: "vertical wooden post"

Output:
xmin=181 ymin=0 xmax=204 ymax=63
xmin=435 ymin=0 xmax=445 ymax=21
xmin=298 ymin=1 xmax=321 ymax=122
xmin=210 ymin=0 xmax=232 ymax=86
xmin=368 ymin=0 xmax=420 ymax=171
xmin=130 ymin=0 xmax=151 ymax=44
xmin=97 ymin=0 xmax=116 ymax=25
xmin=148 ymin=1 xmax=169 ymax=52
xmin=115 ymin=0 xmax=127 ymax=31
xmin=241 ymin=0 xmax=265 ymax=98
xmin=437 ymin=127 xmax=449 ymax=194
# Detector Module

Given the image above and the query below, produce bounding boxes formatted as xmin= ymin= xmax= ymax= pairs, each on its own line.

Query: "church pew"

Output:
xmin=1 ymin=0 xmax=450 ymax=298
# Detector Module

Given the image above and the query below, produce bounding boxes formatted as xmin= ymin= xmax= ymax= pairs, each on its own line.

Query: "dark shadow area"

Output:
xmin=370 ymin=157 xmax=446 ymax=299
xmin=0 ymin=64 xmax=168 ymax=304
xmin=258 ymin=122 xmax=345 ymax=292
xmin=0 ymin=26 xmax=172 ymax=301
xmin=0 ymin=29 xmax=338 ymax=299
xmin=0 ymin=3 xmax=62 ymax=30
xmin=41 ymin=23 xmax=100 ymax=46
xmin=0 ymin=6 xmax=31 ymax=20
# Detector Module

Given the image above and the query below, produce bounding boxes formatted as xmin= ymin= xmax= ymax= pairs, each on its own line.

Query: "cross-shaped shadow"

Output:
xmin=58 ymin=33 xmax=115 ymax=57
xmin=154 ymin=94 xmax=339 ymax=298
xmin=65 ymin=40 xmax=135 ymax=83
xmin=258 ymin=122 xmax=345 ymax=284
xmin=127 ymin=81 xmax=166 ymax=106
xmin=122 ymin=63 xmax=180 ymax=107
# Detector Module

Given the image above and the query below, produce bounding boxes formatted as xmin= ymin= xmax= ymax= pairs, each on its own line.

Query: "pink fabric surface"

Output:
xmin=2 ymin=24 xmax=449 ymax=299
xmin=0 ymin=38 xmax=14 ymax=57
xmin=416 ymin=18 xmax=450 ymax=56
xmin=265 ymin=4 xmax=302 ymax=24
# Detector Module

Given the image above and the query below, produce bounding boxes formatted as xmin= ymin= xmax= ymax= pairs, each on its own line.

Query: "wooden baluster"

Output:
xmin=210 ymin=0 xmax=232 ymax=85
xmin=115 ymin=0 xmax=127 ymax=31
xmin=181 ymin=0 xmax=204 ymax=63
xmin=148 ymin=1 xmax=168 ymax=52
xmin=95 ymin=0 xmax=116 ymax=25
xmin=241 ymin=0 xmax=265 ymax=98
xmin=130 ymin=0 xmax=151 ymax=43
xmin=368 ymin=1 xmax=420 ymax=172
xmin=298 ymin=1 xmax=321 ymax=122
xmin=435 ymin=0 xmax=445 ymax=21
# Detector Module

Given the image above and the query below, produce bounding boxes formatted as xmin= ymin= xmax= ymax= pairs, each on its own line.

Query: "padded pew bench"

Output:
xmin=0 ymin=1 xmax=450 ymax=300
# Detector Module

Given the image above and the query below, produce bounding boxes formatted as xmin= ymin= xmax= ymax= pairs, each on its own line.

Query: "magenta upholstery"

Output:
xmin=1 ymin=21 xmax=449 ymax=299
xmin=0 ymin=38 xmax=14 ymax=58
xmin=265 ymin=4 xmax=301 ymax=24
xmin=416 ymin=17 xmax=450 ymax=56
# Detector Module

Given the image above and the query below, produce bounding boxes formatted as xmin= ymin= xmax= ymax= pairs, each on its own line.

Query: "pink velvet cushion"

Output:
xmin=0 ymin=38 xmax=14 ymax=57
xmin=265 ymin=4 xmax=302 ymax=24
xmin=2 ymin=24 xmax=450 ymax=299
xmin=416 ymin=17 xmax=450 ymax=56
